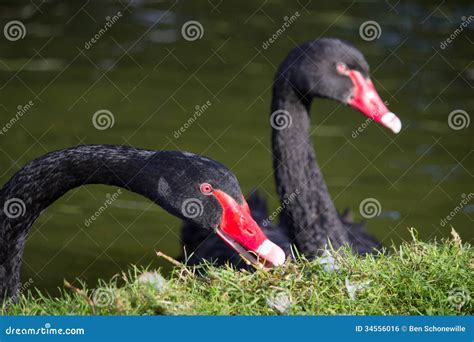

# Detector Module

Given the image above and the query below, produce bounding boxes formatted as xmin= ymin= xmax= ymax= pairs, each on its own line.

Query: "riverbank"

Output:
xmin=3 ymin=229 xmax=472 ymax=315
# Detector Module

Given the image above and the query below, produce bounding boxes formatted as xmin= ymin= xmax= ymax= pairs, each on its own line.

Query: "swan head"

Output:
xmin=153 ymin=151 xmax=285 ymax=267
xmin=282 ymin=38 xmax=401 ymax=134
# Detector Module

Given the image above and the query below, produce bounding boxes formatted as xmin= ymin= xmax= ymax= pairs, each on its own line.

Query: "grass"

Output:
xmin=2 ymin=229 xmax=473 ymax=315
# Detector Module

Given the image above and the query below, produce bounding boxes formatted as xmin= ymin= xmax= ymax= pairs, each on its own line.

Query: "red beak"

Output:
xmin=212 ymin=190 xmax=285 ymax=267
xmin=346 ymin=69 xmax=401 ymax=134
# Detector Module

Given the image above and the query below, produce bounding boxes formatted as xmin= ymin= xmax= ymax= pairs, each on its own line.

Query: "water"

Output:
xmin=0 ymin=1 xmax=472 ymax=294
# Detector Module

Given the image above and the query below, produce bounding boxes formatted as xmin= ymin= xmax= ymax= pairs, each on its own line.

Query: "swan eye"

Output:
xmin=200 ymin=183 xmax=213 ymax=195
xmin=336 ymin=62 xmax=349 ymax=74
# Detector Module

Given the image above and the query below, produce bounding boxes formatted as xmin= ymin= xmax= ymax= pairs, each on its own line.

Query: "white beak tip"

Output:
xmin=381 ymin=112 xmax=402 ymax=134
xmin=256 ymin=239 xmax=286 ymax=266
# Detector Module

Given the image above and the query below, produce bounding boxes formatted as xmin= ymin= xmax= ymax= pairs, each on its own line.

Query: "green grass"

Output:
xmin=2 ymin=229 xmax=473 ymax=315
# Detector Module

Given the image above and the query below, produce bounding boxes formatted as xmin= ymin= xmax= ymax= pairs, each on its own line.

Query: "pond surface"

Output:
xmin=0 ymin=0 xmax=472 ymax=294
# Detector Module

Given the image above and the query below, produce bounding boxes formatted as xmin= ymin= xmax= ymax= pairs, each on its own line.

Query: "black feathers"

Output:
xmin=0 ymin=145 xmax=244 ymax=300
xmin=181 ymin=39 xmax=380 ymax=265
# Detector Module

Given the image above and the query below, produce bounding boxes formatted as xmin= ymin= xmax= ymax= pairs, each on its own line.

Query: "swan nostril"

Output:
xmin=243 ymin=226 xmax=255 ymax=236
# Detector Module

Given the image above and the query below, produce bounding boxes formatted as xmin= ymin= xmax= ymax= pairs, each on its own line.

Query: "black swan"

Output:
xmin=0 ymin=144 xmax=285 ymax=300
xmin=181 ymin=38 xmax=401 ymax=264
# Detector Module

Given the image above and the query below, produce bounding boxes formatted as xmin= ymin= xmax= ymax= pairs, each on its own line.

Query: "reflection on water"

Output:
xmin=0 ymin=0 xmax=472 ymax=294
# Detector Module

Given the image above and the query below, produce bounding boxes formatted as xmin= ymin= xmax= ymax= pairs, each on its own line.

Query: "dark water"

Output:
xmin=0 ymin=1 xmax=472 ymax=294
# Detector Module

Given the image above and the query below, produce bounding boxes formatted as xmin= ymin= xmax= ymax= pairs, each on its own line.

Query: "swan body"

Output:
xmin=0 ymin=145 xmax=284 ymax=300
xmin=181 ymin=38 xmax=400 ymax=263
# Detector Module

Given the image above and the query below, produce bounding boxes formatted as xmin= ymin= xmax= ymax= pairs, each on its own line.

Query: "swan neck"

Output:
xmin=271 ymin=84 xmax=348 ymax=256
xmin=0 ymin=145 xmax=156 ymax=300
